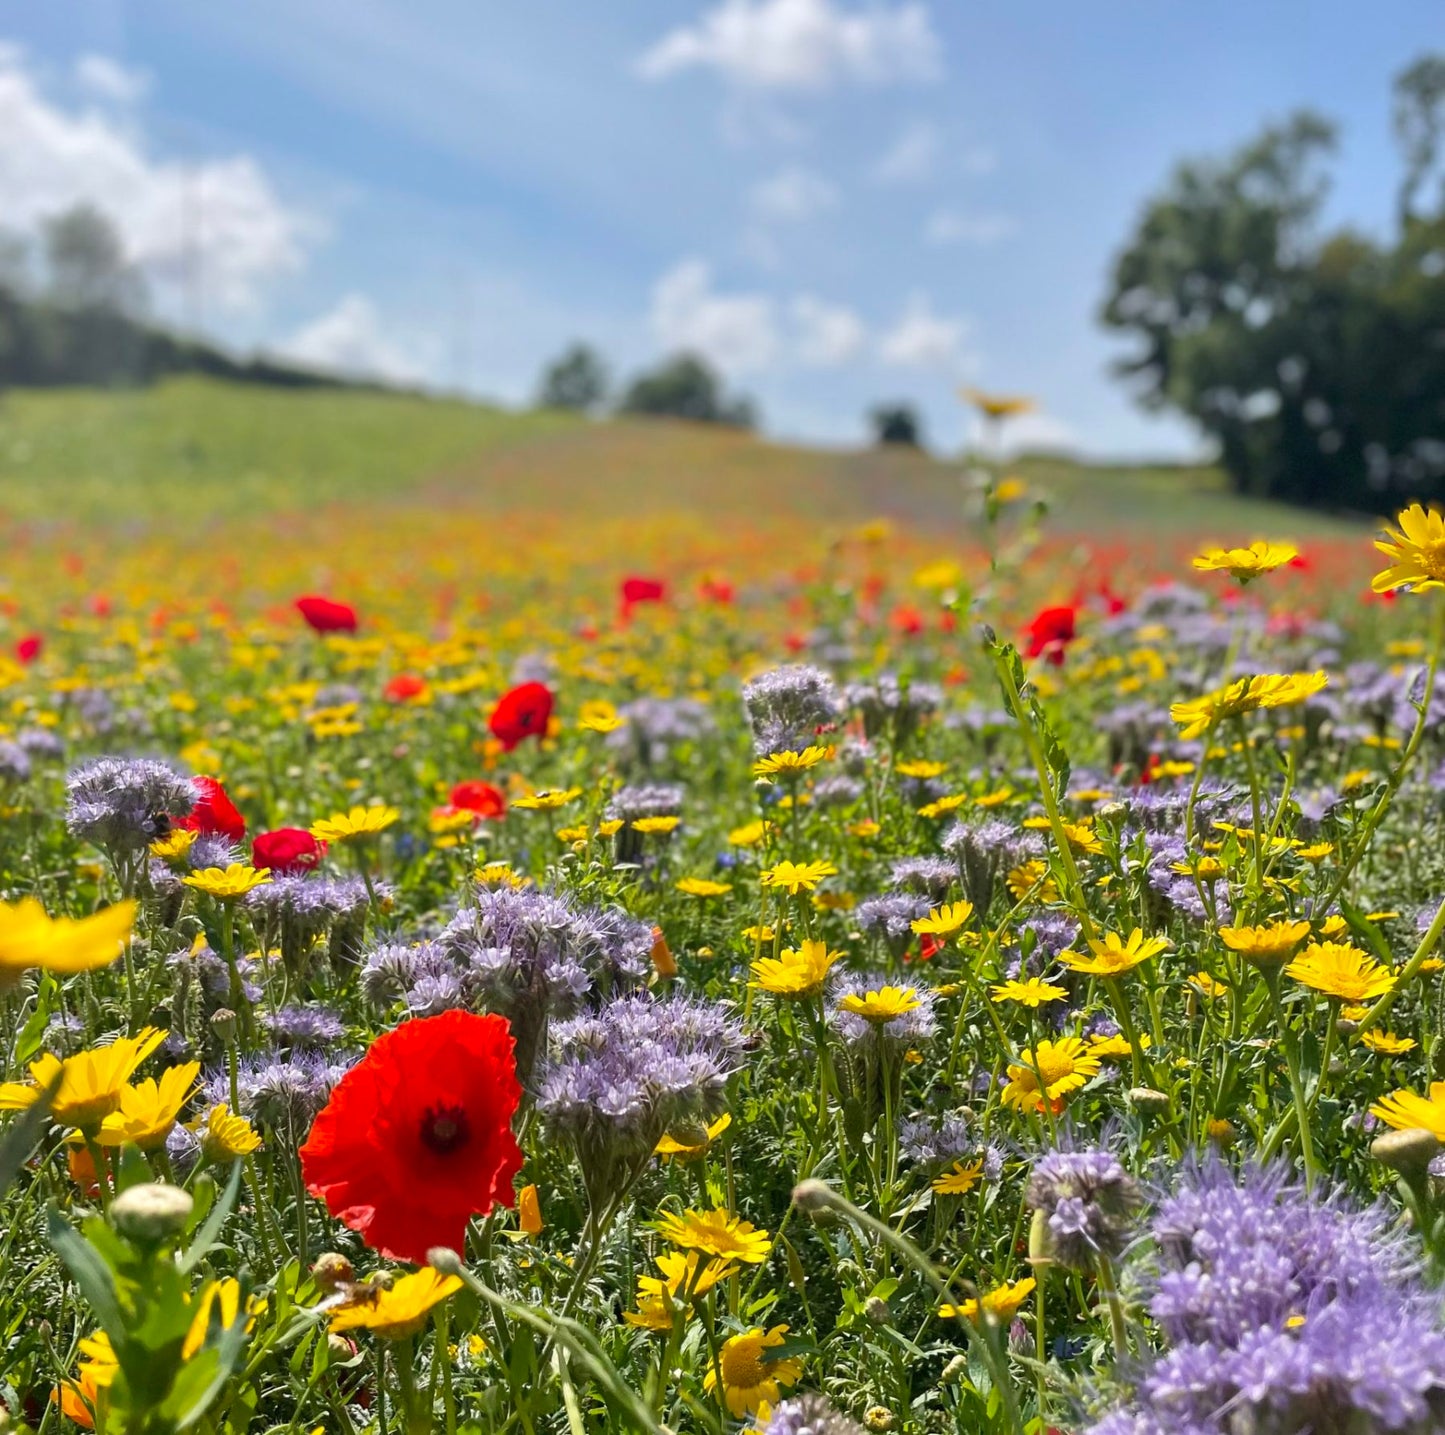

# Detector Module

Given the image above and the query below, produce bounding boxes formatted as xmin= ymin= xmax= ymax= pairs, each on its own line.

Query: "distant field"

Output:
xmin=0 ymin=377 xmax=1363 ymax=542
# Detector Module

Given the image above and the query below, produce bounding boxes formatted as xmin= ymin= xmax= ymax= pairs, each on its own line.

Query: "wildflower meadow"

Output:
xmin=7 ymin=439 xmax=1445 ymax=1435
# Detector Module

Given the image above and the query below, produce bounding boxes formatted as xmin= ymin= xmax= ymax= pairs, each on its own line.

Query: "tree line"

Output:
xmin=0 ymin=205 xmax=361 ymax=393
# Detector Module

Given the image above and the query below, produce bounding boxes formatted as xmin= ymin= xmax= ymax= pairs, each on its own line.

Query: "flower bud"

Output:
xmin=1372 ymin=1127 xmax=1441 ymax=1174
xmin=312 ymin=1252 xmax=355 ymax=1292
xmin=210 ymin=1008 xmax=237 ymax=1044
xmin=864 ymin=1295 xmax=891 ymax=1326
xmin=1335 ymin=1016 xmax=1359 ymax=1037
xmin=665 ymin=1117 xmax=711 ymax=1150
xmin=1028 ymin=1207 xmax=1055 ymax=1269
xmin=426 ymin=1246 xmax=466 ymax=1276
xmin=111 ymin=1182 xmax=193 ymax=1244
xmin=327 ymin=1333 xmax=357 ymax=1361
xmin=864 ymin=1408 xmax=895 ymax=1432
xmin=941 ymin=1354 xmax=968 ymax=1384
xmin=792 ymin=1178 xmax=833 ymax=1212
xmin=1126 ymin=1086 xmax=1171 ymax=1114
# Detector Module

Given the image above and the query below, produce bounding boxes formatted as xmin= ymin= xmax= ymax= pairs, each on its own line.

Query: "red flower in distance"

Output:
xmin=619 ymin=575 xmax=666 ymax=619
xmin=383 ymin=672 xmax=427 ymax=703
xmin=14 ymin=634 xmax=42 ymax=664
xmin=1024 ymin=605 xmax=1078 ymax=666
xmin=449 ymin=780 xmax=507 ymax=819
xmin=699 ymin=576 xmax=735 ymax=605
xmin=177 ymin=776 xmax=246 ymax=843
xmin=296 ymin=595 xmax=358 ymax=634
xmin=488 ymin=681 xmax=554 ymax=751
xmin=252 ymin=827 xmax=326 ymax=874
xmin=300 ymin=1010 xmax=524 ymax=1264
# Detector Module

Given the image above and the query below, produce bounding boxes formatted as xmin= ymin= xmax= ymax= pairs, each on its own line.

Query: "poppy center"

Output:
xmin=420 ymin=1103 xmax=471 ymax=1155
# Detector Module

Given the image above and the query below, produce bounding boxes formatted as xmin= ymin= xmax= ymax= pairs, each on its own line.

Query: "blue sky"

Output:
xmin=2 ymin=1 xmax=1440 ymax=455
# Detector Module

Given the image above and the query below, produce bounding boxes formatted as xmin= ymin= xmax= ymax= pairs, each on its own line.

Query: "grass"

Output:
xmin=0 ymin=376 xmax=1364 ymax=540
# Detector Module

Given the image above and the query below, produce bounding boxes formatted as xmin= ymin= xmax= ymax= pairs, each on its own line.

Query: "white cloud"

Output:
xmin=277 ymin=293 xmax=424 ymax=383
xmin=0 ymin=48 xmax=315 ymax=309
xmin=638 ymin=0 xmax=941 ymax=90
xmin=924 ymin=209 xmax=1017 ymax=246
xmin=750 ymin=165 xmax=838 ymax=223
xmin=870 ymin=120 xmax=937 ymax=183
xmin=74 ymin=55 xmax=149 ymax=105
xmin=791 ymin=294 xmax=865 ymax=365
xmin=878 ymin=292 xmax=970 ymax=367
xmin=651 ymin=259 xmax=779 ymax=373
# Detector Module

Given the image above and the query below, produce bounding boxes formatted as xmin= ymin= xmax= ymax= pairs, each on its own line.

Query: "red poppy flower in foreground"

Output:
xmin=1024 ymin=605 xmax=1078 ymax=666
xmin=301 ymin=1010 xmax=524 ymax=1265
xmin=296 ymin=595 xmax=358 ymax=634
xmin=15 ymin=634 xmax=42 ymax=664
xmin=252 ymin=827 xmax=326 ymax=874
xmin=177 ymin=776 xmax=246 ymax=843
xmin=488 ymin=681 xmax=554 ymax=751
xmin=449 ymin=780 xmax=507 ymax=819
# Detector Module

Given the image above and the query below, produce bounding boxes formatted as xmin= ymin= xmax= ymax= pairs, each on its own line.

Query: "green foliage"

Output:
xmin=1102 ymin=55 xmax=1445 ymax=512
xmin=538 ymin=342 xmax=612 ymax=412
xmin=869 ymin=403 xmax=923 ymax=448
xmin=618 ymin=352 xmax=757 ymax=429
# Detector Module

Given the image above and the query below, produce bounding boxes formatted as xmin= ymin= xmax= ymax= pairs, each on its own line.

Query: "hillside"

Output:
xmin=0 ymin=376 xmax=1363 ymax=539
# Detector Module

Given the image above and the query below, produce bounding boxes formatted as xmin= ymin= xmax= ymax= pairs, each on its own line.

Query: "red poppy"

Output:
xmin=488 ymin=682 xmax=554 ymax=751
xmin=300 ymin=1010 xmax=524 ymax=1264
xmin=296 ymin=595 xmax=358 ymax=634
xmin=699 ymin=577 xmax=735 ymax=605
xmin=1024 ymin=606 xmax=1078 ymax=666
xmin=14 ymin=634 xmax=41 ymax=664
xmin=449 ymin=781 xmax=507 ymax=819
xmin=619 ymin=576 xmax=666 ymax=616
xmin=383 ymin=672 xmax=427 ymax=703
xmin=889 ymin=604 xmax=925 ymax=636
xmin=252 ymin=827 xmax=326 ymax=874
xmin=177 ymin=776 xmax=245 ymax=843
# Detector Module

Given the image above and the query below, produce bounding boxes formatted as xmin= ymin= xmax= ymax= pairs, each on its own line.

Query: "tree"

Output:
xmin=1394 ymin=55 xmax=1445 ymax=224
xmin=869 ymin=402 xmax=923 ymax=447
xmin=537 ymin=342 xmax=610 ymax=411
xmin=1101 ymin=68 xmax=1445 ymax=513
xmin=44 ymin=204 xmax=143 ymax=314
xmin=618 ymin=352 xmax=756 ymax=428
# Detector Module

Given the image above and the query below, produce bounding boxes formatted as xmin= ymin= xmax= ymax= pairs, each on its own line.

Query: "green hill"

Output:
xmin=0 ymin=376 xmax=1361 ymax=538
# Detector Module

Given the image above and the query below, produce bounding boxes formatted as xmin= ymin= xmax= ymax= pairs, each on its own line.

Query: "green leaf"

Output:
xmin=113 ymin=1143 xmax=152 ymax=1195
xmin=14 ymin=976 xmax=57 ymax=1066
xmin=1339 ymin=894 xmax=1394 ymax=966
xmin=47 ymin=1205 xmax=126 ymax=1340
xmin=0 ymin=1072 xmax=57 ymax=1196
xmin=178 ymin=1160 xmax=242 ymax=1276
